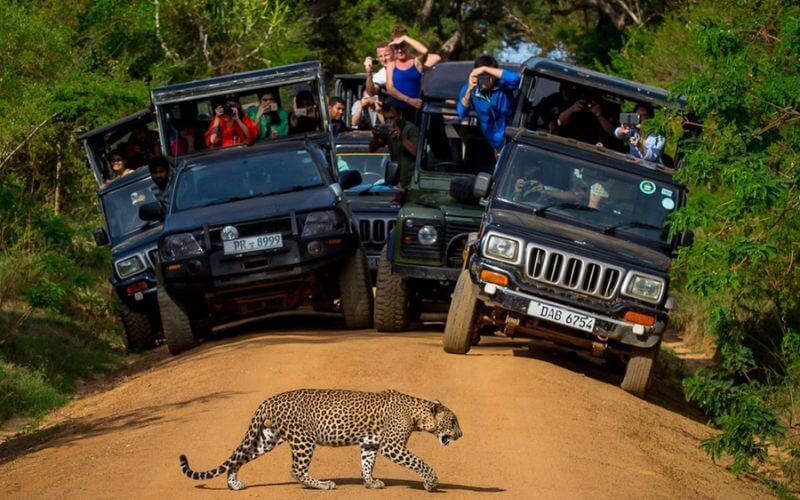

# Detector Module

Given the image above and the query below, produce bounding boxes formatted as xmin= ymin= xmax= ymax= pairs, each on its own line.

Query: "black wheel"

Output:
xmin=620 ymin=343 xmax=661 ymax=398
xmin=157 ymin=289 xmax=199 ymax=355
xmin=374 ymin=245 xmax=411 ymax=332
xmin=443 ymin=269 xmax=480 ymax=354
xmin=118 ymin=303 xmax=159 ymax=352
xmin=338 ymin=247 xmax=373 ymax=329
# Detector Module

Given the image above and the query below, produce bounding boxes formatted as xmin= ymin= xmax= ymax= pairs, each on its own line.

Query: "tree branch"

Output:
xmin=0 ymin=113 xmax=58 ymax=171
xmin=153 ymin=0 xmax=179 ymax=62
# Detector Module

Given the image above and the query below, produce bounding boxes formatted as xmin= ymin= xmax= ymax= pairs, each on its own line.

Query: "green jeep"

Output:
xmin=374 ymin=61 xmax=519 ymax=331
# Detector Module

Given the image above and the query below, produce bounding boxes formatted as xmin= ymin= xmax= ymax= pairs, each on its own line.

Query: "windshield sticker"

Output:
xmin=661 ymin=187 xmax=673 ymax=197
xmin=662 ymin=197 xmax=675 ymax=210
xmin=639 ymin=180 xmax=656 ymax=195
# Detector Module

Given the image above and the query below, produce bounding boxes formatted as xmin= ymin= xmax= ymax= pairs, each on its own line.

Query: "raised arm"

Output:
xmin=393 ymin=35 xmax=429 ymax=70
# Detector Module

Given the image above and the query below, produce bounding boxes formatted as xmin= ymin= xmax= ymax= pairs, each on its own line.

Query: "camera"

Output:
xmin=477 ymin=74 xmax=492 ymax=91
xmin=223 ymin=104 xmax=234 ymax=116
xmin=378 ymin=124 xmax=392 ymax=140
xmin=619 ymin=112 xmax=641 ymax=126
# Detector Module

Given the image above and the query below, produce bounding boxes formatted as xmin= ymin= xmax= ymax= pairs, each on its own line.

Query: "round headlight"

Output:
xmin=418 ymin=225 xmax=438 ymax=245
xmin=221 ymin=225 xmax=239 ymax=241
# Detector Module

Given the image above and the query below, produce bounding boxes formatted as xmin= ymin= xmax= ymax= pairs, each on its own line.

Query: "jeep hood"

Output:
xmin=164 ymin=186 xmax=337 ymax=233
xmin=112 ymin=224 xmax=161 ymax=257
xmin=487 ymin=208 xmax=672 ymax=272
xmin=410 ymin=191 xmax=484 ymax=219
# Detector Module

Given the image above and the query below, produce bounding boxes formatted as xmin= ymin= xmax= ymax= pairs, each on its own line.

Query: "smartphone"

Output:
xmin=619 ymin=112 xmax=641 ymax=126
xmin=295 ymin=107 xmax=308 ymax=117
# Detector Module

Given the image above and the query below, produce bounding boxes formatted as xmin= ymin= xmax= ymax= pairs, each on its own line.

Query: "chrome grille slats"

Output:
xmin=524 ymin=243 xmax=624 ymax=300
xmin=357 ymin=217 xmax=398 ymax=244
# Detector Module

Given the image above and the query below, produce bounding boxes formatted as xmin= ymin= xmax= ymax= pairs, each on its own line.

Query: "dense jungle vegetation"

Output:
xmin=0 ymin=0 xmax=797 ymax=491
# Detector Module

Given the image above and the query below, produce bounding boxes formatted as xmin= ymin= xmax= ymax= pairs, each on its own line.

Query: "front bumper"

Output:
xmin=112 ymin=272 xmax=159 ymax=313
xmin=392 ymin=262 xmax=461 ymax=281
xmin=472 ymin=260 xmax=665 ymax=349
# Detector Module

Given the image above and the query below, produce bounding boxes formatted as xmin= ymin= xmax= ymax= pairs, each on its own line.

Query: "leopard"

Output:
xmin=179 ymin=388 xmax=463 ymax=492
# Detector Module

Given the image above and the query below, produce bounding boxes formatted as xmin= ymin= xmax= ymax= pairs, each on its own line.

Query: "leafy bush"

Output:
xmin=0 ymin=361 xmax=65 ymax=422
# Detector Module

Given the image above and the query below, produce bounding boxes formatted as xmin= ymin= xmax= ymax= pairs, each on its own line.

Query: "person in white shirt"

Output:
xmin=351 ymin=89 xmax=385 ymax=130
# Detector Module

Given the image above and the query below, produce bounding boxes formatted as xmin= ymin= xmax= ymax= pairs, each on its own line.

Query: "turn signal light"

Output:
xmin=479 ymin=269 xmax=509 ymax=286
xmin=125 ymin=281 xmax=148 ymax=295
xmin=624 ymin=311 xmax=655 ymax=327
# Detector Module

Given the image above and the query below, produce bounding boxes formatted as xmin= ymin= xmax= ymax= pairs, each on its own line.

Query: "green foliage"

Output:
xmin=613 ymin=0 xmax=800 ymax=486
xmin=0 ymin=361 xmax=65 ymax=423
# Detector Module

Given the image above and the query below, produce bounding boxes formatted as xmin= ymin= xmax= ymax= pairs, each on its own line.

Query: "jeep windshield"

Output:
xmin=337 ymin=152 xmax=389 ymax=189
xmin=102 ymin=176 xmax=159 ymax=242
xmin=173 ymin=148 xmax=324 ymax=211
xmin=496 ymin=144 xmax=681 ymax=245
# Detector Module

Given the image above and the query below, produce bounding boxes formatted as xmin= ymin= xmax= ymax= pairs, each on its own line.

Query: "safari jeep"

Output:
xmin=373 ymin=61 xmax=519 ymax=331
xmin=443 ymin=58 xmax=694 ymax=398
xmin=141 ymin=62 xmax=372 ymax=355
xmin=81 ymin=109 xmax=164 ymax=351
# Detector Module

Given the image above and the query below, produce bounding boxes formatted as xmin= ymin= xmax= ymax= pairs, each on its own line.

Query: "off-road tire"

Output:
xmin=157 ymin=289 xmax=199 ymax=355
xmin=620 ymin=343 xmax=660 ymax=398
xmin=374 ymin=245 xmax=411 ymax=332
xmin=118 ymin=303 xmax=158 ymax=352
xmin=338 ymin=247 xmax=373 ymax=329
xmin=443 ymin=269 xmax=480 ymax=354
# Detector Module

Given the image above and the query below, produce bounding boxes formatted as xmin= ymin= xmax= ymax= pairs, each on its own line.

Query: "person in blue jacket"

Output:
xmin=457 ymin=55 xmax=521 ymax=153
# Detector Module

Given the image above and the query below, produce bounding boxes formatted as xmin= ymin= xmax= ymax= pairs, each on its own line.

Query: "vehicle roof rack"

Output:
xmin=522 ymin=57 xmax=687 ymax=108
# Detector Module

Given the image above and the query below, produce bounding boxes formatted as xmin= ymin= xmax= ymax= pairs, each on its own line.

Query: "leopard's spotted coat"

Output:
xmin=179 ymin=389 xmax=463 ymax=491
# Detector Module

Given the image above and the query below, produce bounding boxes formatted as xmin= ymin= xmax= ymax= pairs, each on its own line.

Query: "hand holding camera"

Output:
xmin=364 ymin=56 xmax=373 ymax=73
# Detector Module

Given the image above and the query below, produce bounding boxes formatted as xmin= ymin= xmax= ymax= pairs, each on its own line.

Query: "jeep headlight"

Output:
xmin=624 ymin=273 xmax=664 ymax=302
xmin=115 ymin=255 xmax=145 ymax=278
xmin=417 ymin=225 xmax=438 ymax=245
xmin=485 ymin=234 xmax=519 ymax=262
xmin=163 ymin=233 xmax=204 ymax=259
xmin=302 ymin=210 xmax=340 ymax=237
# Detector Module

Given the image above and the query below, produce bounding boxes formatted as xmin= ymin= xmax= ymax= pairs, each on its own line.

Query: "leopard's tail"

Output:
xmin=179 ymin=400 xmax=272 ymax=481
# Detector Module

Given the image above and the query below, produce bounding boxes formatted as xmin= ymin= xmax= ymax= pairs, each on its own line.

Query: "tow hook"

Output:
xmin=502 ymin=315 xmax=520 ymax=338
xmin=591 ymin=341 xmax=607 ymax=357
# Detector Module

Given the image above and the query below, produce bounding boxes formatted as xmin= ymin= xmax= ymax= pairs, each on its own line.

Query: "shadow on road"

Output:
xmin=195 ymin=477 xmax=505 ymax=493
xmin=474 ymin=335 xmax=707 ymax=423
xmin=0 ymin=391 xmax=242 ymax=466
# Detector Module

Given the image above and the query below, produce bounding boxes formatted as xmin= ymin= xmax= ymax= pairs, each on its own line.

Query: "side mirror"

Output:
xmin=139 ymin=202 xmax=164 ymax=222
xmin=679 ymin=230 xmax=694 ymax=248
xmin=92 ymin=227 xmax=109 ymax=247
xmin=473 ymin=172 xmax=493 ymax=199
xmin=384 ymin=161 xmax=399 ymax=186
xmin=338 ymin=169 xmax=362 ymax=190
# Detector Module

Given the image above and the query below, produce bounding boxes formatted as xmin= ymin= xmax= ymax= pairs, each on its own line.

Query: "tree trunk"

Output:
xmin=54 ymin=142 xmax=62 ymax=215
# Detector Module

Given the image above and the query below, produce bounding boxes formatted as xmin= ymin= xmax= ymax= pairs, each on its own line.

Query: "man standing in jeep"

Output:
xmin=369 ymin=103 xmax=418 ymax=188
xmin=457 ymin=55 xmax=520 ymax=152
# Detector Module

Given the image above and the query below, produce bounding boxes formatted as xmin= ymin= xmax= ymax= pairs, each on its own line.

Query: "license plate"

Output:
xmin=367 ymin=256 xmax=379 ymax=270
xmin=526 ymin=300 xmax=595 ymax=333
xmin=223 ymin=233 xmax=283 ymax=255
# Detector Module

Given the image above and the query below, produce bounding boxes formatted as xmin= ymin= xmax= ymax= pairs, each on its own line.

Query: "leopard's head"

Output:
xmin=419 ymin=401 xmax=463 ymax=446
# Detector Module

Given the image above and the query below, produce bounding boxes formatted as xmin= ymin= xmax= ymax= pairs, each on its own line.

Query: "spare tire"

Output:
xmin=449 ymin=176 xmax=479 ymax=205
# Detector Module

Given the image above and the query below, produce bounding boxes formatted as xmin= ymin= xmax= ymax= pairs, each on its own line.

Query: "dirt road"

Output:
xmin=0 ymin=315 xmax=768 ymax=499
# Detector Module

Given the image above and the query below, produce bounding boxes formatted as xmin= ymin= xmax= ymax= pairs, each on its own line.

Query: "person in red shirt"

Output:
xmin=205 ymin=95 xmax=257 ymax=148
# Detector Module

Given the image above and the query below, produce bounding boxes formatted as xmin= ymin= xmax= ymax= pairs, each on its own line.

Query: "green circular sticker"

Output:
xmin=639 ymin=180 xmax=656 ymax=195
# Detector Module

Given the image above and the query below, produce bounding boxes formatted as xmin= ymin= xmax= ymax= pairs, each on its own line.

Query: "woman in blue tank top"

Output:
xmin=386 ymin=32 xmax=431 ymax=112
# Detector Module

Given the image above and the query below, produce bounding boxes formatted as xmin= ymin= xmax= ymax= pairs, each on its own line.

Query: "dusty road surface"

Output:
xmin=0 ymin=314 xmax=768 ymax=499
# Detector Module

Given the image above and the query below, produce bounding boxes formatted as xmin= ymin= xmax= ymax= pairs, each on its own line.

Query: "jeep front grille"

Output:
xmin=525 ymin=244 xmax=623 ymax=300
xmin=146 ymin=247 xmax=159 ymax=268
xmin=358 ymin=217 xmax=396 ymax=244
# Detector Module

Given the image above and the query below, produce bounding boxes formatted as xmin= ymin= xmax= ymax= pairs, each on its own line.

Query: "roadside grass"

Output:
xmin=0 ymin=309 xmax=125 ymax=426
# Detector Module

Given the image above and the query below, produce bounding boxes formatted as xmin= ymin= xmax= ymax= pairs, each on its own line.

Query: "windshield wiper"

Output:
xmin=533 ymin=202 xmax=598 ymax=216
xmin=265 ymin=185 xmax=310 ymax=196
xmin=603 ymin=221 xmax=663 ymax=235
